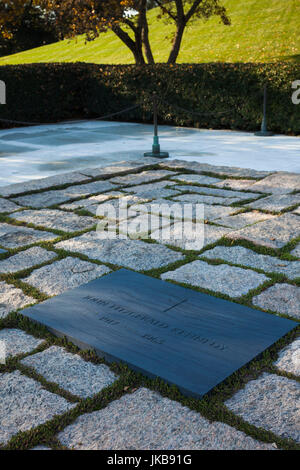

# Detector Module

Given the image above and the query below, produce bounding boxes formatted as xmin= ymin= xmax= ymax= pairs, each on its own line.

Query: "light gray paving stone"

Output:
xmin=161 ymin=260 xmax=267 ymax=297
xmin=274 ymin=339 xmax=300 ymax=376
xmin=79 ymin=158 xmax=158 ymax=178
xmin=214 ymin=211 xmax=275 ymax=229
xmin=23 ymin=257 xmax=110 ymax=296
xmin=55 ymin=234 xmax=184 ymax=270
xmin=213 ymin=179 xmax=259 ymax=191
xmin=293 ymin=207 xmax=300 ymax=215
xmin=60 ymin=191 xmax=124 ymax=211
xmin=0 ymin=247 xmax=57 ymax=274
xmin=21 ymin=346 xmax=117 ymax=398
xmin=173 ymin=193 xmax=240 ymax=206
xmin=225 ymin=373 xmax=300 ymax=443
xmin=0 ymin=198 xmax=22 ymax=213
xmin=249 ymin=172 xmax=300 ymax=195
xmin=58 ymin=388 xmax=273 ymax=450
xmin=252 ymin=284 xmax=300 ymax=318
xmin=118 ymin=213 xmax=173 ymax=239
xmin=0 ymin=172 xmax=90 ymax=197
xmin=31 ymin=445 xmax=52 ymax=450
xmin=199 ymin=246 xmax=300 ymax=279
xmin=95 ymin=195 xmax=151 ymax=220
xmin=131 ymin=200 xmax=237 ymax=222
xmin=246 ymin=194 xmax=300 ymax=213
xmin=160 ymin=160 xmax=271 ymax=178
xmin=174 ymin=185 xmax=259 ymax=201
xmin=12 ymin=180 xmax=116 ymax=208
xmin=226 ymin=213 xmax=300 ymax=249
xmin=291 ymin=243 xmax=300 ymax=258
xmin=171 ymin=174 xmax=222 ymax=185
xmin=0 ymin=370 xmax=75 ymax=445
xmin=0 ymin=281 xmax=36 ymax=318
xmin=151 ymin=221 xmax=233 ymax=250
xmin=10 ymin=209 xmax=96 ymax=233
xmin=123 ymin=180 xmax=179 ymax=199
xmin=0 ymin=223 xmax=57 ymax=248
xmin=0 ymin=329 xmax=44 ymax=359
xmin=110 ymin=169 xmax=175 ymax=185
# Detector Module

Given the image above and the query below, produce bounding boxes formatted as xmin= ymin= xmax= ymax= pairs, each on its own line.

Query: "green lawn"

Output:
xmin=0 ymin=0 xmax=299 ymax=65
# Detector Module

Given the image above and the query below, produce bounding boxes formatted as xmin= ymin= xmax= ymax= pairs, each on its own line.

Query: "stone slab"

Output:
xmin=0 ymin=370 xmax=75 ymax=445
xmin=0 ymin=223 xmax=57 ymax=248
xmin=249 ymin=172 xmax=300 ymax=195
xmin=161 ymin=260 xmax=268 ymax=297
xmin=21 ymin=346 xmax=117 ymax=398
xmin=246 ymin=194 xmax=300 ymax=213
xmin=0 ymin=249 xmax=7 ymax=254
xmin=21 ymin=269 xmax=296 ymax=400
xmin=160 ymin=160 xmax=271 ymax=178
xmin=0 ymin=247 xmax=57 ymax=274
xmin=274 ymin=339 xmax=300 ymax=376
xmin=291 ymin=243 xmax=300 ymax=258
xmin=0 ymin=172 xmax=91 ymax=197
xmin=214 ymin=211 xmax=275 ymax=229
xmin=225 ymin=373 xmax=300 ymax=443
xmin=12 ymin=180 xmax=116 ymax=208
xmin=171 ymin=174 xmax=222 ymax=185
xmin=173 ymin=193 xmax=240 ymax=206
xmin=118 ymin=214 xmax=173 ymax=239
xmin=199 ymin=246 xmax=300 ymax=279
xmin=213 ymin=179 xmax=259 ymax=191
xmin=293 ymin=207 xmax=300 ymax=215
xmin=151 ymin=221 xmax=233 ymax=250
xmin=9 ymin=210 xmax=96 ymax=233
xmin=252 ymin=284 xmax=300 ymax=319
xmin=23 ymin=257 xmax=111 ymax=296
xmin=0 ymin=281 xmax=36 ymax=318
xmin=59 ymin=191 xmax=124 ymax=211
xmin=58 ymin=388 xmax=273 ymax=450
xmin=55 ymin=234 xmax=184 ymax=271
xmin=79 ymin=159 xmax=158 ymax=178
xmin=0 ymin=328 xmax=44 ymax=359
xmin=110 ymin=170 xmax=175 ymax=186
xmin=0 ymin=198 xmax=22 ymax=213
xmin=226 ymin=213 xmax=300 ymax=249
xmin=174 ymin=185 xmax=259 ymax=201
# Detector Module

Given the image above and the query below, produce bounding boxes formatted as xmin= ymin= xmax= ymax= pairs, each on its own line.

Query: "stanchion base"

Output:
xmin=254 ymin=131 xmax=274 ymax=137
xmin=144 ymin=152 xmax=169 ymax=159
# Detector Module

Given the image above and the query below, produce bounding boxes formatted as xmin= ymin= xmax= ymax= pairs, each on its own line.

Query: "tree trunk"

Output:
xmin=140 ymin=0 xmax=155 ymax=64
xmin=167 ymin=23 xmax=185 ymax=64
xmin=112 ymin=25 xmax=145 ymax=65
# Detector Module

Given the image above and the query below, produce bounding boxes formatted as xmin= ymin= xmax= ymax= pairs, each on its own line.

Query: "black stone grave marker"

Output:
xmin=21 ymin=269 xmax=297 ymax=398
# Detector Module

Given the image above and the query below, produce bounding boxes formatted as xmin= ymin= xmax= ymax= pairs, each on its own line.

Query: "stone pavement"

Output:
xmin=0 ymin=158 xmax=299 ymax=450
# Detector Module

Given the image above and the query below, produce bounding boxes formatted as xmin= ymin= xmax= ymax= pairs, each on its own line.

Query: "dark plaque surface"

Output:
xmin=22 ymin=269 xmax=297 ymax=398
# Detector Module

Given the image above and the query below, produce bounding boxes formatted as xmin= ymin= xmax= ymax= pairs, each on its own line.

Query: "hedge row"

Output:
xmin=0 ymin=62 xmax=299 ymax=134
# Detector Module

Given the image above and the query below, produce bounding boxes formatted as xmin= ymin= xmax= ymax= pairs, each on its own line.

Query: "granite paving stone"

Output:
xmin=79 ymin=158 xmax=158 ymax=178
xmin=31 ymin=446 xmax=52 ymax=450
xmin=151 ymin=221 xmax=233 ymax=250
xmin=0 ymin=329 xmax=44 ymax=359
xmin=246 ymin=193 xmax=300 ymax=213
xmin=226 ymin=213 xmax=300 ymax=249
xmin=161 ymin=260 xmax=267 ymax=297
xmin=0 ymin=247 xmax=57 ymax=274
xmin=110 ymin=169 xmax=175 ymax=185
xmin=55 ymin=234 xmax=184 ymax=270
xmin=94 ymin=195 xmax=150 ymax=220
xmin=199 ymin=246 xmax=300 ymax=279
xmin=21 ymin=346 xmax=117 ymax=398
xmin=291 ymin=243 xmax=300 ymax=258
xmin=23 ymin=257 xmax=111 ymax=296
xmin=0 ymin=198 xmax=22 ymax=213
xmin=170 ymin=174 xmax=222 ymax=185
xmin=252 ymin=284 xmax=300 ymax=319
xmin=173 ymin=193 xmax=240 ymax=206
xmin=0 ymin=281 xmax=36 ymax=318
xmin=174 ymin=185 xmax=260 ymax=201
xmin=160 ymin=160 xmax=271 ymax=178
xmin=57 ymin=388 xmax=273 ymax=450
xmin=59 ymin=191 xmax=124 ymax=211
xmin=225 ymin=373 xmax=300 ymax=443
xmin=293 ymin=207 xmax=300 ymax=215
xmin=12 ymin=180 xmax=116 ymax=208
xmin=0 ymin=172 xmax=91 ymax=197
xmin=9 ymin=209 xmax=96 ymax=233
xmin=0 ymin=223 xmax=57 ymax=248
xmin=214 ymin=211 xmax=275 ymax=229
xmin=118 ymin=213 xmax=173 ymax=239
xmin=0 ymin=370 xmax=75 ymax=445
xmin=123 ymin=180 xmax=179 ymax=199
xmin=249 ymin=172 xmax=300 ymax=195
xmin=213 ymin=179 xmax=259 ymax=191
xmin=274 ymin=339 xmax=300 ymax=377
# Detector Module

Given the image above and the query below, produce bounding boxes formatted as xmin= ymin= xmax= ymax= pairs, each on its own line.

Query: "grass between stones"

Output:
xmin=0 ymin=164 xmax=299 ymax=450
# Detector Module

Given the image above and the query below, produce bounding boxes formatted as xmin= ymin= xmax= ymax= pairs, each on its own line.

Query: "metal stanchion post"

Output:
xmin=144 ymin=94 xmax=169 ymax=158
xmin=255 ymin=85 xmax=274 ymax=136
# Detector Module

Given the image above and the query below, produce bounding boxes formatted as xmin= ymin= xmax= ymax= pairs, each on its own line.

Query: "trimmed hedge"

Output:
xmin=0 ymin=62 xmax=299 ymax=134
